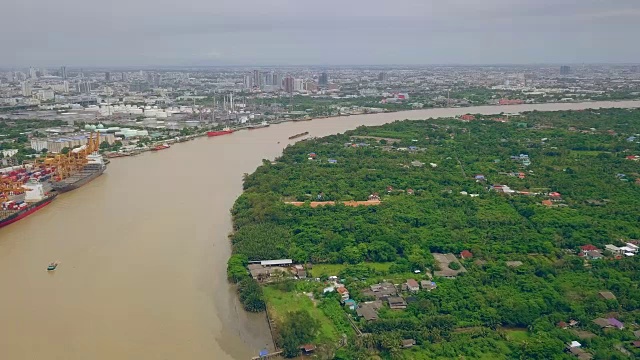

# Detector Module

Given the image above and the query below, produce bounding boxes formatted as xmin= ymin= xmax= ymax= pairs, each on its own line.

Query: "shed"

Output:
xmin=599 ymin=291 xmax=616 ymax=300
xmin=260 ymin=259 xmax=293 ymax=267
xmin=401 ymin=339 xmax=416 ymax=348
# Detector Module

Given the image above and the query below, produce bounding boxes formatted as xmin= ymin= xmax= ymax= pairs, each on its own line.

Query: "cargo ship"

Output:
xmin=50 ymin=154 xmax=107 ymax=193
xmin=288 ymin=131 xmax=309 ymax=140
xmin=247 ymin=121 xmax=270 ymax=130
xmin=207 ymin=127 xmax=234 ymax=137
xmin=0 ymin=181 xmax=57 ymax=229
xmin=151 ymin=144 xmax=171 ymax=151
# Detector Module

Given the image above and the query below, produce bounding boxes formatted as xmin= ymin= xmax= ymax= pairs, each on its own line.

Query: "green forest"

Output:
xmin=229 ymin=108 xmax=640 ymax=359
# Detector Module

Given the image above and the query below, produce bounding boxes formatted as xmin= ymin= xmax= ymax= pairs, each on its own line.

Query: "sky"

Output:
xmin=2 ymin=0 xmax=640 ymax=67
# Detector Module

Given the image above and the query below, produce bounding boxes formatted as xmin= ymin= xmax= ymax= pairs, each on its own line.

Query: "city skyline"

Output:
xmin=2 ymin=0 xmax=640 ymax=67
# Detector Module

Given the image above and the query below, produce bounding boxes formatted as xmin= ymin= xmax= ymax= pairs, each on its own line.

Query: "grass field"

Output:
xmin=504 ymin=329 xmax=531 ymax=342
xmin=263 ymin=286 xmax=339 ymax=343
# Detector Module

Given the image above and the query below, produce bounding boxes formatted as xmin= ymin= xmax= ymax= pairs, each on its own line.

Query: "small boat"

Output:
xmin=47 ymin=262 xmax=58 ymax=271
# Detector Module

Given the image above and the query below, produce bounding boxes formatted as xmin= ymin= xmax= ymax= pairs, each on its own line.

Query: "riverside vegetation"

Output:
xmin=228 ymin=108 xmax=640 ymax=359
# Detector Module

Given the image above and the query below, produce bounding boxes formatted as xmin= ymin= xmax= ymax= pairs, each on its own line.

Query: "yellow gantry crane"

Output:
xmin=34 ymin=131 xmax=102 ymax=181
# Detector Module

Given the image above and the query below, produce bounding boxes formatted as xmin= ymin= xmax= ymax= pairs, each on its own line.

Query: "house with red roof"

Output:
xmin=460 ymin=250 xmax=473 ymax=259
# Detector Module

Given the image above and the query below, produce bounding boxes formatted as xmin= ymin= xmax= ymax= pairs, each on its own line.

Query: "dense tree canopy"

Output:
xmin=230 ymin=108 xmax=640 ymax=359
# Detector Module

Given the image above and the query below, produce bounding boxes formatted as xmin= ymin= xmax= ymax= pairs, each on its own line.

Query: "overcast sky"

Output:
xmin=2 ymin=0 xmax=640 ymax=67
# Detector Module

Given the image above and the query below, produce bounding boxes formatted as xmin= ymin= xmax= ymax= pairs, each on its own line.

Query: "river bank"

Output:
xmin=0 ymin=100 xmax=639 ymax=360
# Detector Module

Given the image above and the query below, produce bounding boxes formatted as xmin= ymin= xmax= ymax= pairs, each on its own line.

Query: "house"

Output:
xmin=634 ymin=330 xmax=640 ymax=338
xmin=506 ymin=261 xmax=523 ymax=268
xmin=410 ymin=160 xmax=424 ymax=167
xmin=549 ymin=192 xmax=562 ymax=200
xmin=474 ymin=174 xmax=486 ymax=181
xmin=460 ymin=250 xmax=473 ymax=259
xmin=569 ymin=341 xmax=582 ymax=348
xmin=608 ymin=318 xmax=624 ymax=330
xmin=405 ymin=279 xmax=420 ymax=292
xmin=296 ymin=269 xmax=307 ymax=279
xmin=580 ymin=244 xmax=598 ymax=253
xmin=631 ymin=341 xmax=640 ymax=348
xmin=337 ymin=286 xmax=350 ymax=300
xmin=356 ymin=301 xmax=382 ymax=321
xmin=406 ymin=188 xmax=414 ymax=195
xmin=592 ymin=317 xmax=624 ymax=329
xmin=557 ymin=321 xmax=568 ymax=329
xmin=460 ymin=114 xmax=475 ymax=121
xmin=328 ymin=159 xmax=337 ymax=164
xmin=401 ymin=339 xmax=416 ymax=348
xmin=388 ymin=296 xmax=407 ymax=310
xmin=599 ymin=291 xmax=616 ymax=300
xmin=605 ymin=244 xmax=623 ymax=255
xmin=592 ymin=318 xmax=611 ymax=328
xmin=248 ymin=264 xmax=270 ymax=282
xmin=421 ymin=280 xmax=437 ymax=291
xmin=299 ymin=344 xmax=316 ymax=354
xmin=542 ymin=200 xmax=553 ymax=207
xmin=363 ymin=282 xmax=397 ymax=300
xmin=584 ymin=250 xmax=603 ymax=260
xmin=369 ymin=193 xmax=381 ymax=201
xmin=344 ymin=299 xmax=357 ymax=311
xmin=566 ymin=346 xmax=593 ymax=360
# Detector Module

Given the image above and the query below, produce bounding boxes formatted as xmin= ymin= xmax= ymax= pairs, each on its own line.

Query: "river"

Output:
xmin=1 ymin=100 xmax=639 ymax=360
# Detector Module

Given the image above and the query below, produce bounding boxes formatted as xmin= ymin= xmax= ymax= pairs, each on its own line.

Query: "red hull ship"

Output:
xmin=207 ymin=129 xmax=234 ymax=137
xmin=0 ymin=182 xmax=57 ymax=229
xmin=0 ymin=197 xmax=55 ymax=228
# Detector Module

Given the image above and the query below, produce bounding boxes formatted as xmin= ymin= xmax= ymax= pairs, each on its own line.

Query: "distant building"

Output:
xmin=21 ymin=81 xmax=32 ymax=97
xmin=105 ymin=72 xmax=111 ymax=81
xmin=283 ymin=76 xmax=294 ymax=93
xmin=378 ymin=72 xmax=389 ymax=82
xmin=243 ymin=74 xmax=253 ymax=89
xmin=560 ymin=65 xmax=571 ymax=75
xmin=253 ymin=70 xmax=262 ymax=88
xmin=60 ymin=66 xmax=67 ymax=80
xmin=293 ymin=78 xmax=304 ymax=92
xmin=319 ymin=72 xmax=329 ymax=86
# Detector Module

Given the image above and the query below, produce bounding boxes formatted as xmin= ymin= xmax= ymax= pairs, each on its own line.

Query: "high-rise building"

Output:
xmin=378 ymin=72 xmax=389 ymax=82
xmin=283 ymin=76 xmax=295 ymax=93
xmin=21 ymin=81 xmax=32 ymax=96
xmin=105 ymin=72 xmax=111 ymax=81
xmin=77 ymin=80 xmax=91 ymax=94
xmin=146 ymin=72 xmax=153 ymax=83
xmin=60 ymin=66 xmax=67 ymax=80
xmin=63 ymin=81 xmax=69 ymax=93
xmin=319 ymin=72 xmax=329 ymax=86
xmin=560 ymin=66 xmax=571 ymax=75
xmin=121 ymin=72 xmax=127 ymax=81
xmin=243 ymin=74 xmax=253 ymax=89
xmin=253 ymin=70 xmax=261 ymax=88
xmin=293 ymin=79 xmax=304 ymax=92
xmin=29 ymin=67 xmax=38 ymax=79
xmin=305 ymin=81 xmax=318 ymax=92
xmin=153 ymin=74 xmax=162 ymax=86
xmin=264 ymin=72 xmax=274 ymax=87
xmin=273 ymin=73 xmax=282 ymax=89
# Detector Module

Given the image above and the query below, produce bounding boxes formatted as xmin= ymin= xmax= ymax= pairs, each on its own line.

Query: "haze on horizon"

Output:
xmin=3 ymin=0 xmax=640 ymax=67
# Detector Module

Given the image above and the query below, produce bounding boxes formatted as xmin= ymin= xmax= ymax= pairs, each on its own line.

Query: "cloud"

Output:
xmin=1 ymin=0 xmax=639 ymax=66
